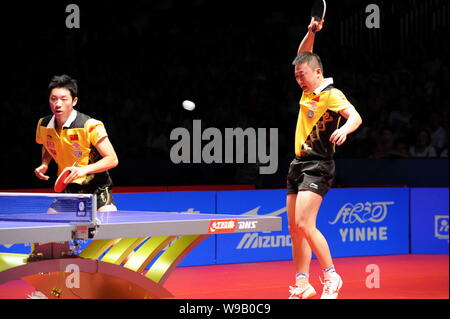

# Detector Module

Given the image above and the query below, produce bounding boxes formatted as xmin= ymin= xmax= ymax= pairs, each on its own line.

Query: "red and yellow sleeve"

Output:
xmin=35 ymin=118 xmax=44 ymax=145
xmin=85 ymin=119 xmax=108 ymax=146
xmin=327 ymin=88 xmax=354 ymax=112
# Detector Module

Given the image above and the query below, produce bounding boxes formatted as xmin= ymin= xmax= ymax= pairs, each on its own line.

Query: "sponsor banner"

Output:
xmin=216 ymin=188 xmax=410 ymax=264
xmin=410 ymin=188 xmax=449 ymax=254
xmin=319 ymin=188 xmax=410 ymax=257
xmin=216 ymin=190 xmax=291 ymax=264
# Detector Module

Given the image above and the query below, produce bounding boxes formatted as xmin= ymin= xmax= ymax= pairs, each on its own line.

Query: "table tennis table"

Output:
xmin=0 ymin=192 xmax=282 ymax=299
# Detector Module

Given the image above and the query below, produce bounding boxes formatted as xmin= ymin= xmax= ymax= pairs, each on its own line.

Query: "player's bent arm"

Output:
xmin=338 ymin=107 xmax=363 ymax=135
xmin=86 ymin=136 xmax=119 ymax=174
xmin=329 ymin=107 xmax=363 ymax=145
xmin=64 ymin=136 xmax=118 ymax=184
xmin=297 ymin=18 xmax=324 ymax=55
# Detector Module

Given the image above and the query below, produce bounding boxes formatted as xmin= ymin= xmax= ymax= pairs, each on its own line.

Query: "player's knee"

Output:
xmin=295 ymin=219 xmax=315 ymax=238
xmin=288 ymin=223 xmax=303 ymax=239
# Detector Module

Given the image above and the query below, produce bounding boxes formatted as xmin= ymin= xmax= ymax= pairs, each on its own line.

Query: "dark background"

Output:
xmin=0 ymin=0 xmax=448 ymax=190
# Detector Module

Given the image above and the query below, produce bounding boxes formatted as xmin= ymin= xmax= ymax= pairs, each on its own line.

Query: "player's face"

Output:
xmin=49 ymin=88 xmax=78 ymax=122
xmin=295 ymin=63 xmax=320 ymax=93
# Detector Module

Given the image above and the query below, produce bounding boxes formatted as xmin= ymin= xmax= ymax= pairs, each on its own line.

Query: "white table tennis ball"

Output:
xmin=182 ymin=100 xmax=196 ymax=111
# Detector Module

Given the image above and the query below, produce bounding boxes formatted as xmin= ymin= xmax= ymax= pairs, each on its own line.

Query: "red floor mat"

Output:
xmin=1 ymin=254 xmax=448 ymax=299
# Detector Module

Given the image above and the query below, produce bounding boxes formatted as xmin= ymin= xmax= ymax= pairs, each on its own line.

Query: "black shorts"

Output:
xmin=286 ymin=157 xmax=335 ymax=197
xmin=64 ymin=183 xmax=115 ymax=209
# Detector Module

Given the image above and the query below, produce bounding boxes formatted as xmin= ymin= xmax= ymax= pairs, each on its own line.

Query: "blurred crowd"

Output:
xmin=334 ymin=46 xmax=449 ymax=159
xmin=1 ymin=0 xmax=448 ymax=188
xmin=89 ymin=2 xmax=448 ymax=162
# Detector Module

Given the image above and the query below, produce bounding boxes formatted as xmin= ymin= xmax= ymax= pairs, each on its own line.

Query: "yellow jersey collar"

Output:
xmin=313 ymin=77 xmax=334 ymax=95
xmin=47 ymin=110 xmax=78 ymax=129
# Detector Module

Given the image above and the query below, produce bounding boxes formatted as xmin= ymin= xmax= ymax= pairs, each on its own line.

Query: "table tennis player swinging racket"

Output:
xmin=311 ymin=0 xmax=327 ymax=33
xmin=54 ymin=162 xmax=78 ymax=193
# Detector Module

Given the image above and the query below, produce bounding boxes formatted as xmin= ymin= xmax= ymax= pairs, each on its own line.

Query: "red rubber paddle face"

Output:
xmin=54 ymin=169 xmax=71 ymax=193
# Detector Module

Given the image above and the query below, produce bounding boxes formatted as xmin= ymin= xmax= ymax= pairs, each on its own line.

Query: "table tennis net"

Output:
xmin=0 ymin=193 xmax=96 ymax=223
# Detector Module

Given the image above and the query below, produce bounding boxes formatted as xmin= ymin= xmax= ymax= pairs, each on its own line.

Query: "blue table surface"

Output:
xmin=0 ymin=210 xmax=265 ymax=228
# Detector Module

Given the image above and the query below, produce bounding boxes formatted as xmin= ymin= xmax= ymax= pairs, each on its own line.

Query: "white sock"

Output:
xmin=296 ymin=272 xmax=309 ymax=287
xmin=323 ymin=265 xmax=339 ymax=280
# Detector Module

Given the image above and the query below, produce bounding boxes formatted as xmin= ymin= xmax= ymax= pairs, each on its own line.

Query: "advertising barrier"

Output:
xmin=410 ymin=188 xmax=449 ymax=254
xmin=0 ymin=187 xmax=446 ymax=267
xmin=215 ymin=188 xmax=410 ymax=264
xmin=318 ymin=188 xmax=410 ymax=257
xmin=216 ymin=189 xmax=291 ymax=264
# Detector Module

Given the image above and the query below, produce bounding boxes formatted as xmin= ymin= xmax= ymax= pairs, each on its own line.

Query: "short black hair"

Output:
xmin=292 ymin=52 xmax=324 ymax=73
xmin=48 ymin=74 xmax=78 ymax=99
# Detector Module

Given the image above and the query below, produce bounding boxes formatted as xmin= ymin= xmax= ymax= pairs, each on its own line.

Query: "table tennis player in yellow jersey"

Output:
xmin=34 ymin=75 xmax=119 ymax=212
xmin=286 ymin=19 xmax=362 ymax=299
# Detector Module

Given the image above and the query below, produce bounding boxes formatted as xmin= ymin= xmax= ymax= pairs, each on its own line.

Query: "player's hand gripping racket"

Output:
xmin=311 ymin=0 xmax=327 ymax=33
xmin=54 ymin=162 xmax=78 ymax=193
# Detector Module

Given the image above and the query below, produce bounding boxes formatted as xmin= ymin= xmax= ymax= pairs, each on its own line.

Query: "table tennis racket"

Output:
xmin=311 ymin=0 xmax=327 ymax=33
xmin=54 ymin=162 xmax=78 ymax=193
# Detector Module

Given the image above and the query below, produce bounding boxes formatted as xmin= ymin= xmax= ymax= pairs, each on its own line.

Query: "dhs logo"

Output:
xmin=208 ymin=219 xmax=237 ymax=234
xmin=435 ymin=215 xmax=449 ymax=241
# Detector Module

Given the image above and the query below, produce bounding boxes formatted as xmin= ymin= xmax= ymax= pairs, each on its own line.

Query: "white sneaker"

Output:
xmin=27 ymin=290 xmax=48 ymax=299
xmin=289 ymin=284 xmax=317 ymax=299
xmin=320 ymin=274 xmax=343 ymax=299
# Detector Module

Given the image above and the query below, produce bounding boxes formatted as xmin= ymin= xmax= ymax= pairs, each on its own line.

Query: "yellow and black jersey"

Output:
xmin=36 ymin=110 xmax=112 ymax=187
xmin=295 ymin=78 xmax=354 ymax=158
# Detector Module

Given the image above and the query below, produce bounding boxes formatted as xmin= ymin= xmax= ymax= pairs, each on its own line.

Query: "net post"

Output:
xmin=91 ymin=194 xmax=97 ymax=219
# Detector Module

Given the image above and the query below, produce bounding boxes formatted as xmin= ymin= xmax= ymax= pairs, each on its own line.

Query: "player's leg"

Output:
xmin=286 ymin=159 xmax=317 ymax=299
xmin=295 ymin=190 xmax=342 ymax=299
xmin=287 ymin=193 xmax=316 ymax=299
xmin=294 ymin=190 xmax=332 ymax=268
xmin=287 ymin=194 xmax=312 ymax=274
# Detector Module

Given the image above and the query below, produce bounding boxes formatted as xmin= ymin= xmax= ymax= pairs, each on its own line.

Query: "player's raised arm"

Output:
xmin=297 ymin=17 xmax=324 ymax=55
